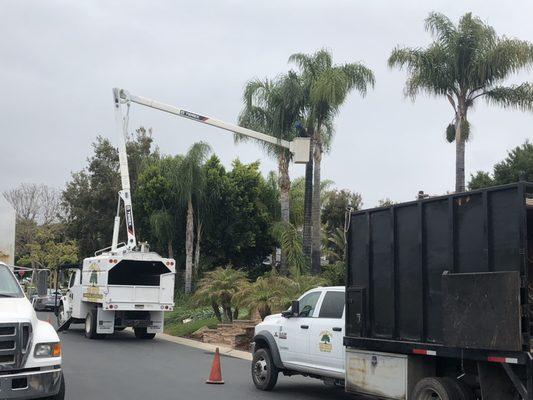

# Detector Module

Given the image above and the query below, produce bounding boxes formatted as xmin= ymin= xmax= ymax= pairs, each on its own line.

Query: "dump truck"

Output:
xmin=344 ymin=181 xmax=533 ymax=399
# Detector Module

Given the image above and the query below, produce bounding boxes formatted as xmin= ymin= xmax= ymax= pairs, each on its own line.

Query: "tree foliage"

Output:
xmin=469 ymin=141 xmax=533 ymax=189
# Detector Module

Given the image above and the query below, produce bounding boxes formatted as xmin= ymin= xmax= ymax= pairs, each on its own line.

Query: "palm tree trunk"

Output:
xmin=311 ymin=137 xmax=322 ymax=275
xmin=211 ymin=301 xmax=222 ymax=322
xmin=455 ymin=115 xmax=466 ymax=193
xmin=279 ymin=152 xmax=291 ymax=276
xmin=302 ymin=138 xmax=314 ymax=259
xmin=195 ymin=217 xmax=202 ymax=275
xmin=168 ymin=240 xmax=174 ymax=259
xmin=185 ymin=197 xmax=194 ymax=294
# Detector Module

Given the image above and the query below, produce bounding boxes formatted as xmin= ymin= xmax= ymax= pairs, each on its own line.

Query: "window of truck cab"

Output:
xmin=318 ymin=290 xmax=345 ymax=319
xmin=0 ymin=265 xmax=24 ymax=298
xmin=297 ymin=291 xmax=322 ymax=318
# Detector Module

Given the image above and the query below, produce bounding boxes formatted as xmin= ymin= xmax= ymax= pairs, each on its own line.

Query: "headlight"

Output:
xmin=34 ymin=342 xmax=61 ymax=358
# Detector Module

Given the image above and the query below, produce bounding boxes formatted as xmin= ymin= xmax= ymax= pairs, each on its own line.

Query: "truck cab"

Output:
xmin=251 ymin=286 xmax=345 ymax=390
xmin=0 ymin=263 xmax=64 ymax=399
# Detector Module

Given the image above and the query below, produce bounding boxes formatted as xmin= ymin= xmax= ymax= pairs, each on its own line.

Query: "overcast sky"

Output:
xmin=1 ymin=0 xmax=532 ymax=207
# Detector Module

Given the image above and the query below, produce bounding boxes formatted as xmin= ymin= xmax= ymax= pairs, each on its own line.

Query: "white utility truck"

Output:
xmin=251 ymin=286 xmax=346 ymax=390
xmin=0 ymin=262 xmax=64 ymax=399
xmin=56 ymin=89 xmax=176 ymax=339
xmin=57 ymin=87 xmax=310 ymax=340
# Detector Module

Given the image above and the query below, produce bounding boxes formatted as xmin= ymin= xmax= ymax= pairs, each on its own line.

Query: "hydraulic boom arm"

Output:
xmin=111 ymin=87 xmax=310 ymax=252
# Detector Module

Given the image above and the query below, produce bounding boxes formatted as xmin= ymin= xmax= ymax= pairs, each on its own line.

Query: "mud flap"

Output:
xmin=97 ymin=308 xmax=115 ymax=334
xmin=147 ymin=311 xmax=163 ymax=334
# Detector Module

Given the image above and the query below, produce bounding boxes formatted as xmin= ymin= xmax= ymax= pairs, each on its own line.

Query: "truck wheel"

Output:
xmin=134 ymin=327 xmax=156 ymax=339
xmin=411 ymin=377 xmax=457 ymax=400
xmin=251 ymin=348 xmax=279 ymax=391
xmin=443 ymin=378 xmax=475 ymax=400
xmin=57 ymin=304 xmax=70 ymax=330
xmin=84 ymin=310 xmax=103 ymax=339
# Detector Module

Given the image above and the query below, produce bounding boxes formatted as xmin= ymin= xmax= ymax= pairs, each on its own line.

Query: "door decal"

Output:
xmin=319 ymin=330 xmax=332 ymax=352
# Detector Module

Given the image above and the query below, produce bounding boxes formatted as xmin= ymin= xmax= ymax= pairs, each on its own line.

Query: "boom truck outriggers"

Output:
xmin=57 ymin=88 xmax=310 ymax=340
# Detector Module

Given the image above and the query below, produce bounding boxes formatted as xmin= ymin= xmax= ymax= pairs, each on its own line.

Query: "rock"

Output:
xmin=190 ymin=325 xmax=210 ymax=340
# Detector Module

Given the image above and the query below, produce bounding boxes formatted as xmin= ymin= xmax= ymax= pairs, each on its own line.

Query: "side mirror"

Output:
xmin=282 ymin=300 xmax=300 ymax=318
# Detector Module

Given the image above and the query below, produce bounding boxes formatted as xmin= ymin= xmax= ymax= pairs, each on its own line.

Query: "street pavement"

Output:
xmin=37 ymin=312 xmax=355 ymax=400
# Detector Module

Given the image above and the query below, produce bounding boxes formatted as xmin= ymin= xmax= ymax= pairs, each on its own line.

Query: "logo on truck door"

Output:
xmin=319 ymin=330 xmax=332 ymax=352
xmin=83 ymin=263 xmax=103 ymax=301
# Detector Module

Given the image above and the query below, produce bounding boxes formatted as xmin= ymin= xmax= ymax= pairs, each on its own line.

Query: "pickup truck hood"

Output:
xmin=0 ymin=298 xmax=35 ymax=323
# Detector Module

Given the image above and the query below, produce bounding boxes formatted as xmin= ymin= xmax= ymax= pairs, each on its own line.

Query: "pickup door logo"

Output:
xmin=319 ymin=330 xmax=332 ymax=352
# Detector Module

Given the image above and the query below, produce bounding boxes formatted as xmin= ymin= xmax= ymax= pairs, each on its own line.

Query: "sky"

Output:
xmin=1 ymin=0 xmax=532 ymax=207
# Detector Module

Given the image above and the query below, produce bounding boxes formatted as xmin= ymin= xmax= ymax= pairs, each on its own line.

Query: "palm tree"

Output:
xmin=149 ymin=209 xmax=175 ymax=258
xmin=289 ymin=49 xmax=375 ymax=275
xmin=239 ymin=72 xmax=305 ymax=275
xmin=388 ymin=12 xmax=533 ymax=193
xmin=234 ymin=273 xmax=297 ymax=320
xmin=170 ymin=142 xmax=211 ymax=293
xmin=193 ymin=267 xmax=250 ymax=322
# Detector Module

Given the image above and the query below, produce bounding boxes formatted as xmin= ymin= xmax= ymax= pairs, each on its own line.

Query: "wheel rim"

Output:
xmin=85 ymin=315 xmax=91 ymax=333
xmin=254 ymin=356 xmax=268 ymax=383
xmin=418 ymin=388 xmax=443 ymax=400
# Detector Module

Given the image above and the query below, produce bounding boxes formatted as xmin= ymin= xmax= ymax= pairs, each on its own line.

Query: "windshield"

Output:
xmin=0 ymin=265 xmax=24 ymax=298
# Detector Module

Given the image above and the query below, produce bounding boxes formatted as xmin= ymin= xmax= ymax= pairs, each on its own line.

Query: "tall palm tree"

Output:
xmin=289 ymin=49 xmax=375 ymax=274
xmin=239 ymin=72 xmax=305 ymax=275
xmin=389 ymin=12 xmax=533 ymax=193
xmin=170 ymin=142 xmax=211 ymax=293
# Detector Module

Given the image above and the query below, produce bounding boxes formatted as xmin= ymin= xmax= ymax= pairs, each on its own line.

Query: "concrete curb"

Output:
xmin=123 ymin=328 xmax=252 ymax=361
xmin=157 ymin=332 xmax=253 ymax=361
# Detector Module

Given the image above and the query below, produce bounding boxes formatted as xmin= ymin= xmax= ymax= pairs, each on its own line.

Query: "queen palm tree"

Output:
xmin=239 ymin=72 xmax=305 ymax=275
xmin=170 ymin=142 xmax=211 ymax=293
xmin=389 ymin=12 xmax=533 ymax=193
xmin=289 ymin=49 xmax=375 ymax=274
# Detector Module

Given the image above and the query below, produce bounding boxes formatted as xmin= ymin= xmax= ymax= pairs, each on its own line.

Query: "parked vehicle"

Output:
xmin=252 ymin=182 xmax=533 ymax=399
xmin=0 ymin=262 xmax=65 ymax=399
xmin=252 ymin=286 xmax=345 ymax=390
xmin=33 ymin=290 xmax=63 ymax=311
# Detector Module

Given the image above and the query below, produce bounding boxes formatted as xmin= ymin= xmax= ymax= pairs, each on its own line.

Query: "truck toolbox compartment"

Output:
xmin=345 ymin=349 xmax=434 ymax=399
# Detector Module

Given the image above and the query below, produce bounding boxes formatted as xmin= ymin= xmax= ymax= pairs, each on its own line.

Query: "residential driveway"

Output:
xmin=38 ymin=312 xmax=356 ymax=400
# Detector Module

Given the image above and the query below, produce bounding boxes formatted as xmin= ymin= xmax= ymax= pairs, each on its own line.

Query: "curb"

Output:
xmin=126 ymin=328 xmax=252 ymax=361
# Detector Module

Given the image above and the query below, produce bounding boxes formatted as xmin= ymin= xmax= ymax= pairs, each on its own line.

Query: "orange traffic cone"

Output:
xmin=206 ymin=347 xmax=224 ymax=384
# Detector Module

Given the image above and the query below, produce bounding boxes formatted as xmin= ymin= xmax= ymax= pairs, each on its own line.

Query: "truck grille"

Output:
xmin=0 ymin=323 xmax=32 ymax=371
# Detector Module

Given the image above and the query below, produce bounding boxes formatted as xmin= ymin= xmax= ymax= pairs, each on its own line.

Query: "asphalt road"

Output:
xmin=37 ymin=312 xmax=355 ymax=400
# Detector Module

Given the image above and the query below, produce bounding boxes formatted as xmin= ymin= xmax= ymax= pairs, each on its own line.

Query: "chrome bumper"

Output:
xmin=0 ymin=368 xmax=61 ymax=399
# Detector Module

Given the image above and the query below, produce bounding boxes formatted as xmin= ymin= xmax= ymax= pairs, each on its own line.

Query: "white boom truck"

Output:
xmin=58 ymin=89 xmax=310 ymax=340
xmin=0 ymin=262 xmax=64 ymax=399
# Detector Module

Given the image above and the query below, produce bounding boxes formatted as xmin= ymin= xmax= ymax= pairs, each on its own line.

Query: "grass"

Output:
xmin=164 ymin=317 xmax=219 ymax=337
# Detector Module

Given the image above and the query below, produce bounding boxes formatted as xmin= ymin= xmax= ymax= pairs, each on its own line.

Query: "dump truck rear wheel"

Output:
xmin=412 ymin=377 xmax=457 ymax=400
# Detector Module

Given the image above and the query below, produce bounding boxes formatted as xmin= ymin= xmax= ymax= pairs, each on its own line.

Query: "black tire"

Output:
xmin=134 ymin=327 xmax=156 ymax=340
xmin=84 ymin=310 xmax=101 ymax=339
xmin=251 ymin=348 xmax=279 ymax=391
xmin=443 ymin=378 xmax=476 ymax=400
xmin=412 ymin=377 xmax=458 ymax=400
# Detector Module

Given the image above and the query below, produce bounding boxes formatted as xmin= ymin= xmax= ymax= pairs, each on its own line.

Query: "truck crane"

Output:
xmin=56 ymin=88 xmax=310 ymax=340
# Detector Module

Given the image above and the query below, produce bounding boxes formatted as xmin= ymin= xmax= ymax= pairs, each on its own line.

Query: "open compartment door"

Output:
xmin=160 ymin=272 xmax=175 ymax=304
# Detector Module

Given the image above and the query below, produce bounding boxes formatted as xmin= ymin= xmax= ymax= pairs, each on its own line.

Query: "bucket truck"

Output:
xmin=57 ymin=88 xmax=309 ymax=340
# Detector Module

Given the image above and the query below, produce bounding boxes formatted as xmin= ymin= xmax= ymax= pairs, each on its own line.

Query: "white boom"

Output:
xmin=111 ymin=87 xmax=310 ymax=252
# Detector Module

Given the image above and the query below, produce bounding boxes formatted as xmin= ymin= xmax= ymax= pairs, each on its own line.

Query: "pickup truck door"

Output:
xmin=278 ymin=290 xmax=323 ymax=368
xmin=308 ymin=290 xmax=345 ymax=376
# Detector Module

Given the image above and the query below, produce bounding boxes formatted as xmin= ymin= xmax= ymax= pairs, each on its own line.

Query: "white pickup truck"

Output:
xmin=251 ymin=286 xmax=345 ymax=390
xmin=0 ymin=263 xmax=64 ymax=399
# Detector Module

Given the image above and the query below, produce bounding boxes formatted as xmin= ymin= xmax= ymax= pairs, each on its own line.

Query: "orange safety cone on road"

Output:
xmin=206 ymin=347 xmax=224 ymax=384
